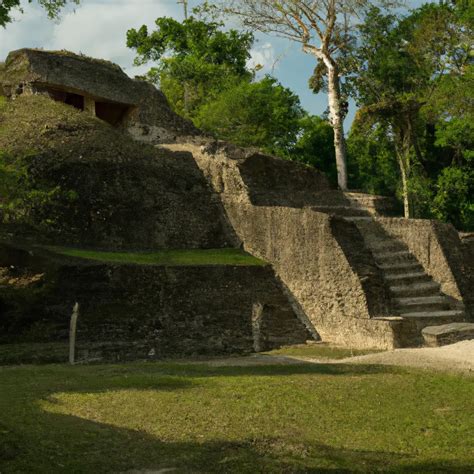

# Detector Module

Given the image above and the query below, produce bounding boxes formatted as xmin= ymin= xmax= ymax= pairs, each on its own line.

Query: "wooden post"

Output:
xmin=69 ymin=302 xmax=79 ymax=365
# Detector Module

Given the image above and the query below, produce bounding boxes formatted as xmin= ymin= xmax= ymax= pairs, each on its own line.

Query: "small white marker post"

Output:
xmin=69 ymin=302 xmax=79 ymax=365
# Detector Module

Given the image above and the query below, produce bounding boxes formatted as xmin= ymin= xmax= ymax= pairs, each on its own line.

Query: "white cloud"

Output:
xmin=46 ymin=1 xmax=176 ymax=75
xmin=0 ymin=3 xmax=54 ymax=60
xmin=0 ymin=0 xmax=331 ymax=115
xmin=0 ymin=0 xmax=178 ymax=77
xmin=248 ymin=42 xmax=276 ymax=74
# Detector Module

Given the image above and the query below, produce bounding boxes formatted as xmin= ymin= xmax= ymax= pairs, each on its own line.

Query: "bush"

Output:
xmin=432 ymin=166 xmax=474 ymax=231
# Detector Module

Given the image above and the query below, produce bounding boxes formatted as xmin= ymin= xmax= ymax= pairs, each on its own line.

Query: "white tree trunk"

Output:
xmin=324 ymin=57 xmax=348 ymax=191
xmin=397 ymin=150 xmax=411 ymax=218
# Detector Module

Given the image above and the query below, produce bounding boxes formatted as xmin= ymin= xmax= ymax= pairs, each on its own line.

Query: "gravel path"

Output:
xmin=204 ymin=340 xmax=474 ymax=375
xmin=338 ymin=340 xmax=474 ymax=374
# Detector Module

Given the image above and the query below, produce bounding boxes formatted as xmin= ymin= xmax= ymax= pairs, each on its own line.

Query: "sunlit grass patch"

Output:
xmin=45 ymin=246 xmax=267 ymax=266
xmin=0 ymin=361 xmax=472 ymax=473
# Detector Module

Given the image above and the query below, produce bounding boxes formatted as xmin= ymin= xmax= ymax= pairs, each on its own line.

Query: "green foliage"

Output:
xmin=348 ymin=2 xmax=473 ymax=228
xmin=0 ymin=0 xmax=79 ymax=27
xmin=195 ymin=77 xmax=304 ymax=155
xmin=288 ymin=115 xmax=337 ymax=186
xmin=435 ymin=118 xmax=474 ymax=163
xmin=347 ymin=121 xmax=399 ymax=196
xmin=429 ymin=65 xmax=474 ymax=164
xmin=0 ymin=151 xmax=77 ymax=232
xmin=127 ymin=16 xmax=252 ymax=75
xmin=127 ymin=15 xmax=304 ymax=155
xmin=432 ymin=166 xmax=474 ymax=231
xmin=127 ymin=16 xmax=253 ymax=119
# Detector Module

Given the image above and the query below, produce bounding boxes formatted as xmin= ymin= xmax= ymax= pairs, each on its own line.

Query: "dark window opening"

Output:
xmin=95 ymin=101 xmax=130 ymax=126
xmin=45 ymin=88 xmax=85 ymax=111
xmin=64 ymin=92 xmax=84 ymax=111
xmin=37 ymin=85 xmax=131 ymax=126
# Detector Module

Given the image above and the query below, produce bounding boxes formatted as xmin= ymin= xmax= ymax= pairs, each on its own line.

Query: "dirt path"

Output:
xmin=205 ymin=340 xmax=474 ymax=375
xmin=338 ymin=340 xmax=474 ymax=374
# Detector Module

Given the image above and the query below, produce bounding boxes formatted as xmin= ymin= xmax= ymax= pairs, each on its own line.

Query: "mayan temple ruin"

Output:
xmin=0 ymin=49 xmax=472 ymax=362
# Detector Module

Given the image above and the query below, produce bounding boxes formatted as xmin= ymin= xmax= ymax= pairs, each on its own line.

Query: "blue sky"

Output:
xmin=0 ymin=0 xmax=428 ymax=126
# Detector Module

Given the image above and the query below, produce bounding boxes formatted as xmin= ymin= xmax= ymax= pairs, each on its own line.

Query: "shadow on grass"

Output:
xmin=0 ymin=358 xmax=398 ymax=379
xmin=1 ymin=363 xmax=471 ymax=472
xmin=1 ymin=408 xmax=470 ymax=474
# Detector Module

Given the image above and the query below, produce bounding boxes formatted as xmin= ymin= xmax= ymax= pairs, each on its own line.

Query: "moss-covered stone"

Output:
xmin=0 ymin=95 xmax=235 ymax=249
xmin=0 ymin=243 xmax=311 ymax=360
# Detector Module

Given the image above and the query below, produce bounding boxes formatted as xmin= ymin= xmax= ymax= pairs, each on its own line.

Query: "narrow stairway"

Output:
xmin=346 ymin=217 xmax=465 ymax=344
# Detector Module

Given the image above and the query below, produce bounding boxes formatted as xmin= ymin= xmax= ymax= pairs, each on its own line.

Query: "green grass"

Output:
xmin=45 ymin=246 xmax=267 ymax=266
xmin=265 ymin=343 xmax=383 ymax=359
xmin=0 ymin=361 xmax=472 ymax=473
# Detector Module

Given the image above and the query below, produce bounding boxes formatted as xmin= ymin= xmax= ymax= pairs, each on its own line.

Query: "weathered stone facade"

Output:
xmin=166 ymin=142 xmax=471 ymax=348
xmin=0 ymin=244 xmax=311 ymax=361
xmin=0 ymin=49 xmax=472 ymax=355
xmin=0 ymin=48 xmax=198 ymax=143
xmin=0 ymin=94 xmax=238 ymax=249
xmin=371 ymin=218 xmax=472 ymax=320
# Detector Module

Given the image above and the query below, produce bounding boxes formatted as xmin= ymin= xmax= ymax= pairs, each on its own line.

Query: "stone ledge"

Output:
xmin=422 ymin=322 xmax=474 ymax=347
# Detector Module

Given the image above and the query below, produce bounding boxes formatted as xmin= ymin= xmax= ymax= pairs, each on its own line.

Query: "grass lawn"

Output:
xmin=45 ymin=247 xmax=267 ymax=266
xmin=0 ymin=361 xmax=472 ymax=473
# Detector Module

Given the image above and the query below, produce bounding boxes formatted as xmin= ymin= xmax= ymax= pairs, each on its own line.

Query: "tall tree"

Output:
xmin=196 ymin=76 xmax=304 ymax=155
xmin=127 ymin=16 xmax=253 ymax=119
xmin=127 ymin=15 xmax=304 ymax=154
xmin=349 ymin=3 xmax=472 ymax=217
xmin=289 ymin=115 xmax=338 ymax=186
xmin=0 ymin=0 xmax=79 ymax=27
xmin=215 ymin=0 xmax=399 ymax=190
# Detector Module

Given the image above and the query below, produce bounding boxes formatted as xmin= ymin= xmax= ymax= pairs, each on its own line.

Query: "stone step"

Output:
xmin=390 ymin=281 xmax=441 ymax=297
xmin=343 ymin=216 xmax=373 ymax=222
xmin=379 ymin=262 xmax=424 ymax=275
xmin=400 ymin=309 xmax=465 ymax=319
xmin=385 ymin=272 xmax=432 ymax=285
xmin=374 ymin=250 xmax=416 ymax=264
xmin=367 ymin=240 xmax=407 ymax=253
xmin=312 ymin=205 xmax=370 ymax=217
xmin=422 ymin=322 xmax=474 ymax=347
xmin=396 ymin=295 xmax=450 ymax=313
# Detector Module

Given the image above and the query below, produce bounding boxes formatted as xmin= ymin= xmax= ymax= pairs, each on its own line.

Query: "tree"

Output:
xmin=215 ymin=0 xmax=399 ymax=190
xmin=347 ymin=117 xmax=399 ymax=197
xmin=349 ymin=3 xmax=472 ymax=217
xmin=288 ymin=115 xmax=337 ymax=185
xmin=196 ymin=76 xmax=304 ymax=155
xmin=0 ymin=0 xmax=79 ymax=27
xmin=432 ymin=166 xmax=473 ymax=231
xmin=128 ymin=15 xmax=305 ymax=154
xmin=127 ymin=16 xmax=253 ymax=119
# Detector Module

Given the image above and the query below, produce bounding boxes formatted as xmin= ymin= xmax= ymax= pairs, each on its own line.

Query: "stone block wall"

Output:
xmin=223 ymin=204 xmax=398 ymax=348
xmin=0 ymin=245 xmax=311 ymax=361
xmin=0 ymin=95 xmax=238 ymax=250
xmin=167 ymin=143 xmax=398 ymax=348
xmin=1 ymin=48 xmax=199 ymax=142
xmin=375 ymin=218 xmax=472 ymax=319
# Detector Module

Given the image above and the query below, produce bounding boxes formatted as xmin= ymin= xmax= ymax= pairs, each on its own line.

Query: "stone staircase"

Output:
xmin=346 ymin=217 xmax=465 ymax=344
xmin=311 ymin=191 xmax=398 ymax=217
